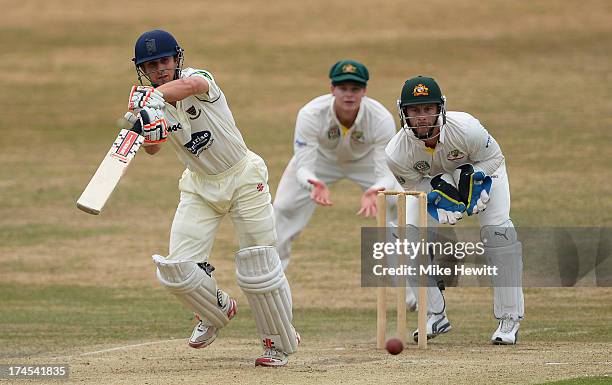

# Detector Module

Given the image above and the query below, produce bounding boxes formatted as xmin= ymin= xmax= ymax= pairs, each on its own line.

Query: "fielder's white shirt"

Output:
xmin=163 ymin=68 xmax=248 ymax=175
xmin=385 ymin=111 xmax=504 ymax=191
xmin=293 ymin=94 xmax=397 ymax=190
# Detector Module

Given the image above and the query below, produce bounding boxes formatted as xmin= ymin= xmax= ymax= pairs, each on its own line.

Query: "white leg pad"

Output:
xmin=152 ymin=255 xmax=231 ymax=328
xmin=235 ymin=246 xmax=299 ymax=354
xmin=482 ymin=224 xmax=525 ymax=319
xmin=403 ymin=225 xmax=446 ymax=315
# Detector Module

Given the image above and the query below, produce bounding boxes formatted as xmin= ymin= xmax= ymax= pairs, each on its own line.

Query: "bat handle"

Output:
xmin=131 ymin=120 xmax=143 ymax=135
xmin=122 ymin=112 xmax=143 ymax=135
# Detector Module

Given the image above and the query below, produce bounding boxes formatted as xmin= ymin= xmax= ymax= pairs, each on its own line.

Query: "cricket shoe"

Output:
xmin=255 ymin=331 xmax=301 ymax=367
xmin=412 ymin=313 xmax=452 ymax=342
xmin=188 ymin=297 xmax=237 ymax=349
xmin=491 ymin=314 xmax=520 ymax=345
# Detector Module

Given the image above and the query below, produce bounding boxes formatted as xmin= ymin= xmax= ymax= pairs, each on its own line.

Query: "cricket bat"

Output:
xmin=76 ymin=113 xmax=144 ymax=215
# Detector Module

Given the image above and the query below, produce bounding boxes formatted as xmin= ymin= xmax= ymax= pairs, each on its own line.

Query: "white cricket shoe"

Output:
xmin=255 ymin=348 xmax=289 ymax=367
xmin=491 ymin=314 xmax=520 ymax=345
xmin=412 ymin=313 xmax=452 ymax=342
xmin=255 ymin=331 xmax=301 ymax=367
xmin=188 ymin=297 xmax=237 ymax=349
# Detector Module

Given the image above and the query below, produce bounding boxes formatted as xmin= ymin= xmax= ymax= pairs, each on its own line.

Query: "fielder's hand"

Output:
xmin=128 ymin=85 xmax=165 ymax=111
xmin=139 ymin=106 xmax=168 ymax=145
xmin=357 ymin=187 xmax=384 ymax=217
xmin=308 ymin=179 xmax=332 ymax=206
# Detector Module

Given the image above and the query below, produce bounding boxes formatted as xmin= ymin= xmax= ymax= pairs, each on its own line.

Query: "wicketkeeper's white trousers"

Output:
xmin=405 ymin=162 xmax=525 ymax=319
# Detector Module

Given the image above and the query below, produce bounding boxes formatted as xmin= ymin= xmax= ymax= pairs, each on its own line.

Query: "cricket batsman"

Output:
xmin=386 ymin=76 xmax=524 ymax=344
xmin=126 ymin=29 xmax=299 ymax=366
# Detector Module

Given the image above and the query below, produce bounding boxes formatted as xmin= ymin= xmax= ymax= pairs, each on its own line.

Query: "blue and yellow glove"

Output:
xmin=427 ymin=173 xmax=466 ymax=225
xmin=453 ymin=164 xmax=492 ymax=216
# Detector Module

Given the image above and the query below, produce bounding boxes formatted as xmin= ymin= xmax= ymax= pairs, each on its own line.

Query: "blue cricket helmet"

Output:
xmin=133 ymin=29 xmax=184 ymax=85
xmin=133 ymin=29 xmax=182 ymax=65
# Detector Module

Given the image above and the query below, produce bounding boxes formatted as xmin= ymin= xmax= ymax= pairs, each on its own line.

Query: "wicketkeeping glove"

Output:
xmin=452 ymin=164 xmax=492 ymax=216
xmin=427 ymin=173 xmax=466 ymax=225
xmin=128 ymin=85 xmax=165 ymax=111
xmin=138 ymin=106 xmax=168 ymax=145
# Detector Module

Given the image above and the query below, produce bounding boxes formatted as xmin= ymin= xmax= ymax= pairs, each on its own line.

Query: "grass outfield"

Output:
xmin=1 ymin=0 xmax=611 ymax=383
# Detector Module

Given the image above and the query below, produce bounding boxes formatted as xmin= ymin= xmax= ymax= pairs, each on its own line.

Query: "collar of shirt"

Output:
xmin=438 ymin=124 xmax=447 ymax=144
xmin=328 ymin=95 xmax=365 ymax=131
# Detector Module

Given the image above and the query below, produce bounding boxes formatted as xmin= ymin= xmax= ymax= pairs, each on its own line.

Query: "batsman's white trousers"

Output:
xmin=273 ymin=155 xmax=400 ymax=271
xmin=168 ymin=151 xmax=277 ymax=263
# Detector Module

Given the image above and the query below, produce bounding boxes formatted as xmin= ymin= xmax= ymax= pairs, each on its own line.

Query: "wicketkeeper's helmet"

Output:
xmin=397 ymin=76 xmax=446 ymax=140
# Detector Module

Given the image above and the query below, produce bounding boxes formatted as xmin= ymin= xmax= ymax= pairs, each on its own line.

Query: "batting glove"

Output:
xmin=128 ymin=85 xmax=165 ymax=111
xmin=138 ymin=106 xmax=168 ymax=145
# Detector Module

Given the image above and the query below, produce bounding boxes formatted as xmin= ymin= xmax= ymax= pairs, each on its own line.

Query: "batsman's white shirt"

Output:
xmin=164 ymin=67 xmax=248 ymax=176
xmin=161 ymin=68 xmax=276 ymax=262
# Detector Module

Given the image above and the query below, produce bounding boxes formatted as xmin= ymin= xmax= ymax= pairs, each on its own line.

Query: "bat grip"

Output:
xmin=131 ymin=120 xmax=143 ymax=135
xmin=122 ymin=111 xmax=143 ymax=135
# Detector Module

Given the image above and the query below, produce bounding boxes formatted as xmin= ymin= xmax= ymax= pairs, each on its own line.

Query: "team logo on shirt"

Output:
xmin=413 ymin=84 xmax=429 ymax=96
xmin=413 ymin=160 xmax=430 ymax=173
xmin=394 ymin=174 xmax=406 ymax=185
xmin=184 ymin=130 xmax=214 ymax=156
xmin=186 ymin=105 xmax=202 ymax=120
xmin=351 ymin=130 xmax=365 ymax=143
xmin=447 ymin=149 xmax=466 ymax=161
xmin=328 ymin=125 xmax=341 ymax=140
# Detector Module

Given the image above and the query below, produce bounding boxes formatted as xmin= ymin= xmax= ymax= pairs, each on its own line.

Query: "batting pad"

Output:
xmin=152 ymin=255 xmax=231 ymax=328
xmin=235 ymin=246 xmax=299 ymax=354
xmin=482 ymin=224 xmax=525 ymax=319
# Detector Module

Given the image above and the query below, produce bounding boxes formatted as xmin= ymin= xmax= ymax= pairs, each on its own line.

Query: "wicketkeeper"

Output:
xmin=386 ymin=76 xmax=524 ymax=345
xmin=127 ymin=29 xmax=299 ymax=367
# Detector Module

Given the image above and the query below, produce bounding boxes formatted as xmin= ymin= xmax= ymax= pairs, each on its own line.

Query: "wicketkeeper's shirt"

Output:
xmin=385 ymin=111 xmax=504 ymax=191
xmin=293 ymin=94 xmax=397 ymax=190
xmin=163 ymin=67 xmax=249 ymax=176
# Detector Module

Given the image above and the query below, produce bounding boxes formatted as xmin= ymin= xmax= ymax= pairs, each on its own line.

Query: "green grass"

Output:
xmin=0 ymin=283 xmax=384 ymax=358
xmin=0 ymin=224 xmax=121 ymax=247
xmin=0 ymin=2 xmax=611 ymax=383
xmin=1 ymin=284 xmax=610 ymax=359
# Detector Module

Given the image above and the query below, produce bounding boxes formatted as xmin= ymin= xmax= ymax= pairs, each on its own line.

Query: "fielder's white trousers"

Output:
xmin=273 ymin=155 xmax=400 ymax=270
xmin=168 ymin=151 xmax=277 ymax=262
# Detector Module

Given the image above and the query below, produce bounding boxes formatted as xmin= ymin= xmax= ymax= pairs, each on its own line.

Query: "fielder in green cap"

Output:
xmin=271 ymin=60 xmax=418 ymax=310
xmin=385 ymin=75 xmax=524 ymax=346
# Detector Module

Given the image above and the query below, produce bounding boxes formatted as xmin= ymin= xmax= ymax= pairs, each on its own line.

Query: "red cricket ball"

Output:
xmin=385 ymin=338 xmax=404 ymax=355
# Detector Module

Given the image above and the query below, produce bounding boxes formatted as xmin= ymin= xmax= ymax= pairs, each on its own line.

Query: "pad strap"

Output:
xmin=153 ymin=255 xmax=231 ymax=328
